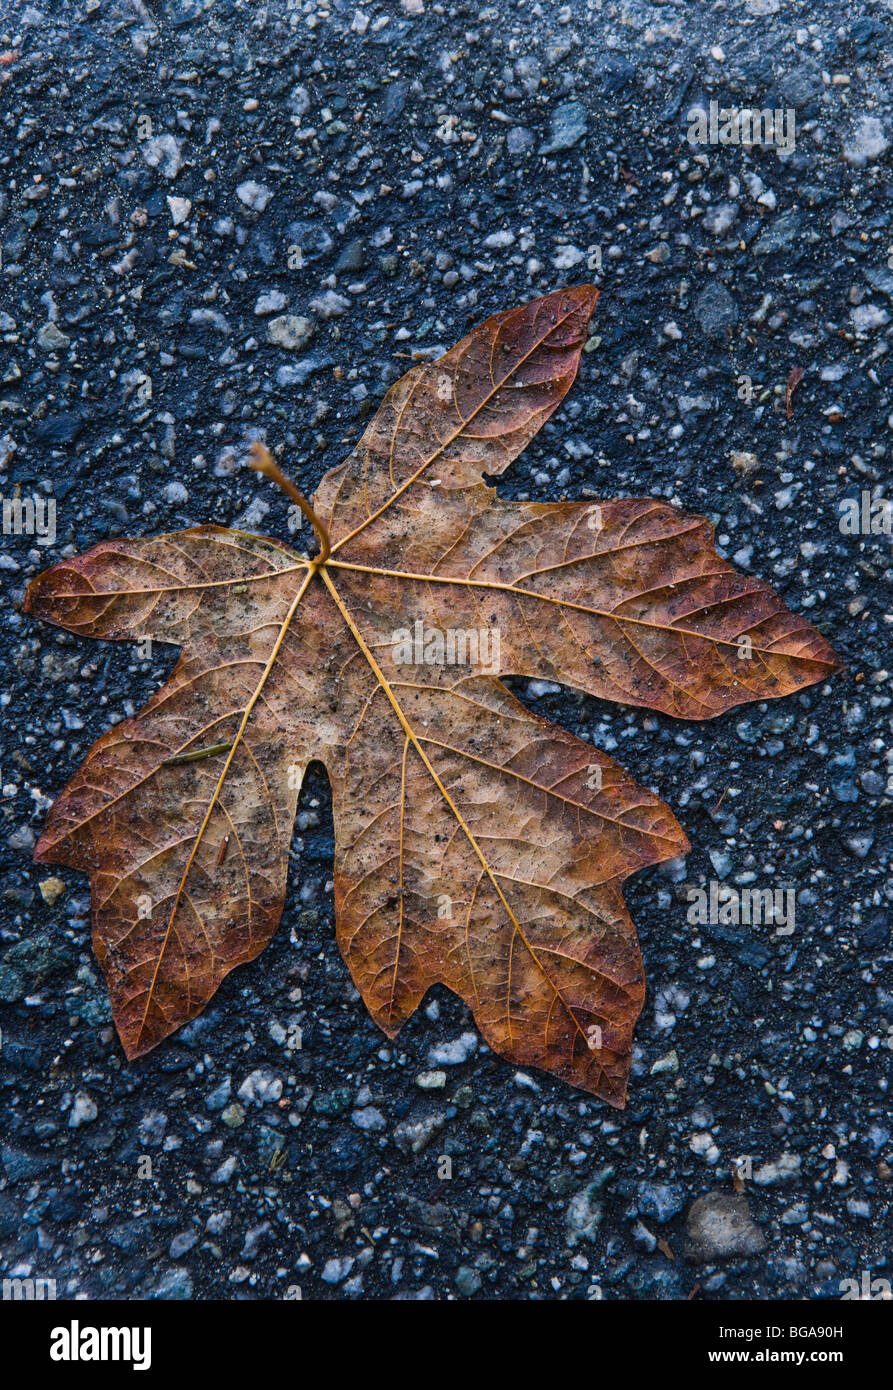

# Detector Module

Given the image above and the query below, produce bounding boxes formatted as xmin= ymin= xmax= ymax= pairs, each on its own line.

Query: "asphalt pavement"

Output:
xmin=0 ymin=0 xmax=890 ymax=1300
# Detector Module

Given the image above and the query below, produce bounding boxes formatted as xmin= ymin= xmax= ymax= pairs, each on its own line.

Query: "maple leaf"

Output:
xmin=24 ymin=286 xmax=841 ymax=1106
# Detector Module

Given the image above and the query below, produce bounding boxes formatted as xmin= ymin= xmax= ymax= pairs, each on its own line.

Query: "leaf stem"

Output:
xmin=249 ymin=443 xmax=331 ymax=566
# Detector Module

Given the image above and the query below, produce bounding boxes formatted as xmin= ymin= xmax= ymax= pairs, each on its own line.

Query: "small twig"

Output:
xmin=249 ymin=442 xmax=331 ymax=566
xmin=163 ymin=741 xmax=234 ymax=766
xmin=785 ymin=365 xmax=804 ymax=420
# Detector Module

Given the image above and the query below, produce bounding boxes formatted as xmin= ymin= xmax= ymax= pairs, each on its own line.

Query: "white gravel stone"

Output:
xmin=254 ymin=290 xmax=287 ymax=316
xmin=351 ymin=1106 xmax=386 ymax=1131
xmin=237 ymin=1069 xmax=282 ymax=1106
xmin=427 ymin=1031 xmax=478 ymax=1065
xmin=267 ymin=314 xmax=315 ymax=350
xmin=309 ymin=290 xmax=350 ymax=319
xmin=69 ymin=1092 xmax=98 ymax=1127
xmin=236 ymin=180 xmax=274 ymax=211
xmin=842 ymin=115 xmax=890 ymax=167
xmin=140 ymin=134 xmax=184 ymax=179
xmin=553 ymin=244 xmax=585 ymax=270
xmin=166 ymin=195 xmax=191 ymax=225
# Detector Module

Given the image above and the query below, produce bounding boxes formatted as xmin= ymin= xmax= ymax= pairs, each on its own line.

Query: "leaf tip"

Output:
xmin=563 ymin=281 xmax=600 ymax=321
xmin=118 ymin=1019 xmax=155 ymax=1063
xmin=32 ymin=833 xmax=53 ymax=865
xmin=22 ymin=570 xmax=44 ymax=616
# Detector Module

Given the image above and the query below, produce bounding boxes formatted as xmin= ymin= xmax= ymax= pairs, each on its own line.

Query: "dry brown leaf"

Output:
xmin=25 ymin=285 xmax=841 ymax=1105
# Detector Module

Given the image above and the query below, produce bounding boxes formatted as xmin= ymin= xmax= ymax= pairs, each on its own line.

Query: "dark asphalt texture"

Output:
xmin=0 ymin=0 xmax=891 ymax=1301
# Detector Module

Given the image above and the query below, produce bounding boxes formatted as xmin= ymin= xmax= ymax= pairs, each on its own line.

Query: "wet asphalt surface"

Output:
xmin=0 ymin=0 xmax=891 ymax=1301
